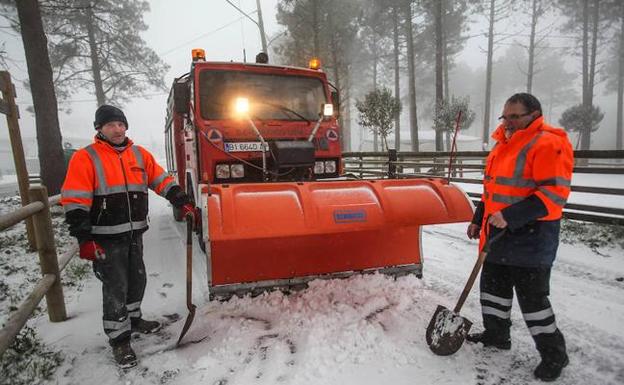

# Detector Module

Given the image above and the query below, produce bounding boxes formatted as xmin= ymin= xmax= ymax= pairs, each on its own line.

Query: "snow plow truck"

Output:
xmin=164 ymin=49 xmax=474 ymax=298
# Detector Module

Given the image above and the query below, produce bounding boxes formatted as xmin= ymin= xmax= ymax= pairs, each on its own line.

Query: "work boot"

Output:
xmin=131 ymin=318 xmax=161 ymax=334
xmin=466 ymin=331 xmax=511 ymax=350
xmin=534 ymin=353 xmax=569 ymax=382
xmin=111 ymin=338 xmax=137 ymax=369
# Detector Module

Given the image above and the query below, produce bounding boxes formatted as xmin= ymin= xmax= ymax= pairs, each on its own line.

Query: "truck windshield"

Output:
xmin=199 ymin=70 xmax=327 ymax=121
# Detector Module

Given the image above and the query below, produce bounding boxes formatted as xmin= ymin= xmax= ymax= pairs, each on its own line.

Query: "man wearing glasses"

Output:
xmin=465 ymin=93 xmax=574 ymax=381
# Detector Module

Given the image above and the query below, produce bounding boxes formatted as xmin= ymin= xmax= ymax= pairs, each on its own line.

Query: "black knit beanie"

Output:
xmin=93 ymin=105 xmax=128 ymax=130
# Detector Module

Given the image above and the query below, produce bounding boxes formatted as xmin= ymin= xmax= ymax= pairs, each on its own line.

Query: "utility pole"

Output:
xmin=225 ymin=0 xmax=268 ymax=55
xmin=256 ymin=0 xmax=268 ymax=54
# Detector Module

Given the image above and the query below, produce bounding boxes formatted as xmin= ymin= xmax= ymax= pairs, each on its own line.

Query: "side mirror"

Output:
xmin=173 ymin=81 xmax=190 ymax=114
xmin=330 ymin=91 xmax=340 ymax=117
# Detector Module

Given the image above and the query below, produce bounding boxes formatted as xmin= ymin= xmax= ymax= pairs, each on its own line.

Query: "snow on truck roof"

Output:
xmin=192 ymin=60 xmax=326 ymax=75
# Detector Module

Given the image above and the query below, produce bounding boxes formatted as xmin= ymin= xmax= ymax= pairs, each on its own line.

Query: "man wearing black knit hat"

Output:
xmin=61 ymin=105 xmax=200 ymax=368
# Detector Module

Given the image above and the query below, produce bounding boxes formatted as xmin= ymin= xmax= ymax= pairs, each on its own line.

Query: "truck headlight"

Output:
xmin=324 ymin=160 xmax=336 ymax=173
xmin=314 ymin=161 xmax=324 ymax=174
xmin=230 ymin=164 xmax=244 ymax=178
xmin=216 ymin=164 xmax=230 ymax=179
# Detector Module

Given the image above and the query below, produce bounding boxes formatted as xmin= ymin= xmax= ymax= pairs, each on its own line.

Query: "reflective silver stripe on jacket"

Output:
xmin=159 ymin=180 xmax=176 ymax=197
xmin=85 ymin=145 xmax=108 ymax=195
xmin=149 ymin=171 xmax=169 ymax=190
xmin=492 ymin=193 xmax=525 ymax=205
xmin=491 ymin=132 xmax=544 ymax=189
xmin=536 ymin=177 xmax=571 ymax=187
xmin=91 ymin=220 xmax=148 ymax=235
xmin=131 ymin=146 xmax=147 ymax=185
xmin=94 ymin=184 xmax=148 ymax=195
xmin=86 ymin=144 xmax=148 ymax=195
xmin=62 ymin=189 xmax=93 ymax=199
xmin=537 ymin=187 xmax=567 ymax=207
xmin=63 ymin=203 xmax=91 ymax=213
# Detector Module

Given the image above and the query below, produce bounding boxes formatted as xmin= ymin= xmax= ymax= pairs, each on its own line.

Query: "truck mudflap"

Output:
xmin=201 ymin=178 xmax=474 ymax=296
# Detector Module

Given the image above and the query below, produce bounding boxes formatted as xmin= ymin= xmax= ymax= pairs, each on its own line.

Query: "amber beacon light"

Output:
xmin=192 ymin=48 xmax=206 ymax=61
xmin=309 ymin=57 xmax=321 ymax=70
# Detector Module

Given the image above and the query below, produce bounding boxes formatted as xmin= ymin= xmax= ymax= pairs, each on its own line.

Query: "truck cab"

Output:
xmin=165 ymin=49 xmax=341 ymax=204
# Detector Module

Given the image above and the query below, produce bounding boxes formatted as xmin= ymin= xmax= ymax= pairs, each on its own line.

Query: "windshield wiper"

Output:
xmin=260 ymin=101 xmax=311 ymax=124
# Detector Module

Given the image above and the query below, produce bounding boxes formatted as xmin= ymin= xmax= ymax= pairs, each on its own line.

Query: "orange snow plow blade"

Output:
xmin=201 ymin=178 xmax=473 ymax=297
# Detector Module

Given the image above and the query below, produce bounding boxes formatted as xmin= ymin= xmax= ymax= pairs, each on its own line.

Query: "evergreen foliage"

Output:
xmin=356 ymin=87 xmax=402 ymax=151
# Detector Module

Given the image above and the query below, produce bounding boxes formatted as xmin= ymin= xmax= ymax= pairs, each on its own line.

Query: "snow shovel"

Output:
xmin=176 ymin=214 xmax=197 ymax=346
xmin=425 ymin=228 xmax=506 ymax=356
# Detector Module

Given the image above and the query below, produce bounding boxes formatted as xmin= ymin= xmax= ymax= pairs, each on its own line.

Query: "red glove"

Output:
xmin=181 ymin=203 xmax=201 ymax=230
xmin=79 ymin=241 xmax=106 ymax=261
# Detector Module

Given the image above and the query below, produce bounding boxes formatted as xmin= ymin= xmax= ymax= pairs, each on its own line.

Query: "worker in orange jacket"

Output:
xmin=61 ymin=105 xmax=199 ymax=369
xmin=465 ymin=93 xmax=573 ymax=382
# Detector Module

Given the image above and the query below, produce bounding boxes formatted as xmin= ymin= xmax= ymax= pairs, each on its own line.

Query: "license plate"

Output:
xmin=224 ymin=142 xmax=268 ymax=152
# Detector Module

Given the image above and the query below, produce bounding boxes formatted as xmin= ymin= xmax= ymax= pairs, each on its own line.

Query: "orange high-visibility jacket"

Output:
xmin=479 ymin=116 xmax=574 ymax=250
xmin=61 ymin=136 xmax=177 ymax=238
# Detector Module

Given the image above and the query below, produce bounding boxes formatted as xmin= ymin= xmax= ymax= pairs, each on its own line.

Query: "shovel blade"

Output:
xmin=425 ymin=305 xmax=472 ymax=356
xmin=176 ymin=305 xmax=197 ymax=347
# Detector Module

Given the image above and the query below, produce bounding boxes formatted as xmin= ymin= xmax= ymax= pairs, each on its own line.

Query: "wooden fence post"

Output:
xmin=0 ymin=71 xmax=37 ymax=250
xmin=29 ymin=185 xmax=67 ymax=322
xmin=388 ymin=149 xmax=397 ymax=178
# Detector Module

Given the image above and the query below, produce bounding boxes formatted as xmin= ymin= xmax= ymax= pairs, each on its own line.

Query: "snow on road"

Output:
xmin=30 ymin=192 xmax=624 ymax=385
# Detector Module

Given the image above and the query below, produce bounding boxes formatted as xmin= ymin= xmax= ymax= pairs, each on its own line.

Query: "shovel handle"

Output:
xmin=185 ymin=214 xmax=193 ymax=311
xmin=177 ymin=214 xmax=197 ymax=346
xmin=453 ymin=228 xmax=505 ymax=313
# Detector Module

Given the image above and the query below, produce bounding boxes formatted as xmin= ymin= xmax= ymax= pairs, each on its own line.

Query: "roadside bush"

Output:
xmin=0 ymin=326 xmax=64 ymax=385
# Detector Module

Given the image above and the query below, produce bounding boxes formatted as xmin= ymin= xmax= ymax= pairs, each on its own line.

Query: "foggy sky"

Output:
xmin=0 ymin=0 xmax=620 ymax=155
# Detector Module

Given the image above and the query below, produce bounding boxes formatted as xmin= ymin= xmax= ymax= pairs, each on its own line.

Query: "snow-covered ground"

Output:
xmin=2 ymin=190 xmax=624 ymax=385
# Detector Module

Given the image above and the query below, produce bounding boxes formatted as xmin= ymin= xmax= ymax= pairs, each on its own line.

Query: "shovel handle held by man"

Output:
xmin=454 ymin=228 xmax=506 ymax=313
xmin=176 ymin=213 xmax=197 ymax=346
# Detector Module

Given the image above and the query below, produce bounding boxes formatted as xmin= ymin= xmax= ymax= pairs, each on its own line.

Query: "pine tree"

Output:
xmin=41 ymin=0 xmax=169 ymax=107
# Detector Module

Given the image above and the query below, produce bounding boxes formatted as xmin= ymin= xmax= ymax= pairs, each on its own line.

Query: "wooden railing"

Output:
xmin=343 ymin=150 xmax=624 ymax=226
xmin=0 ymin=185 xmax=78 ymax=357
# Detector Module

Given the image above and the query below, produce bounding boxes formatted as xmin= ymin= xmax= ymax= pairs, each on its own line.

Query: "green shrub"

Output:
xmin=0 ymin=326 xmax=63 ymax=385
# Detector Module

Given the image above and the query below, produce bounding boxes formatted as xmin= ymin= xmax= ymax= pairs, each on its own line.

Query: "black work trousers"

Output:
xmin=479 ymin=262 xmax=566 ymax=360
xmin=92 ymin=234 xmax=146 ymax=344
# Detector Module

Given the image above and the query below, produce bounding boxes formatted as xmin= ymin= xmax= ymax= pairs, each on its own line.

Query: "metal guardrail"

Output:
xmin=0 ymin=186 xmax=78 ymax=357
xmin=343 ymin=150 xmax=624 ymax=226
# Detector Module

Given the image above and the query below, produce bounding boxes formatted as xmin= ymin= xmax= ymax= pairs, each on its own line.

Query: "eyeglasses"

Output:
xmin=498 ymin=112 xmax=532 ymax=121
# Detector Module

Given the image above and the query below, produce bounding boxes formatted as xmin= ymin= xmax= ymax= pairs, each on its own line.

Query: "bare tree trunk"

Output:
xmin=589 ymin=0 xmax=599 ymax=107
xmin=393 ymin=5 xmax=401 ymax=151
xmin=527 ymin=0 xmax=538 ymax=93
xmin=343 ymin=64 xmax=352 ymax=151
xmin=434 ymin=0 xmax=444 ymax=151
xmin=618 ymin=2 xmax=624 ymax=151
xmin=373 ymin=34 xmax=379 ymax=151
xmin=579 ymin=0 xmax=599 ymax=151
xmin=404 ymin=0 xmax=419 ymax=151
xmin=580 ymin=0 xmax=591 ymax=151
xmin=15 ymin=0 xmax=66 ymax=195
xmin=442 ymin=0 xmax=449 ymax=101
xmin=313 ymin=0 xmax=319 ymax=57
xmin=86 ymin=3 xmax=106 ymax=106
xmin=482 ymin=0 xmax=495 ymax=147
